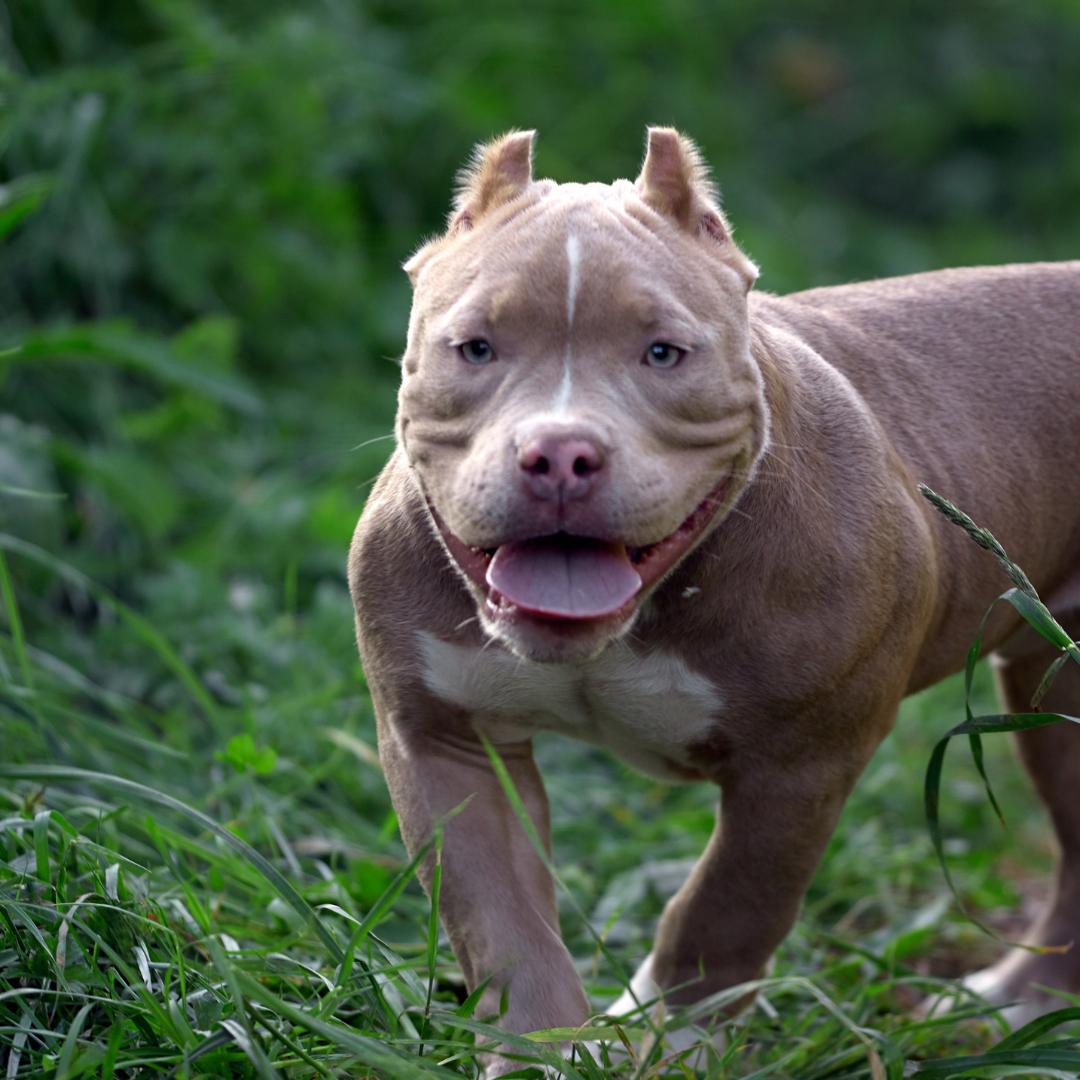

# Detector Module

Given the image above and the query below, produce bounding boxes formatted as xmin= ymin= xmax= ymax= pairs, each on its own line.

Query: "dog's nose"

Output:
xmin=518 ymin=432 xmax=605 ymax=501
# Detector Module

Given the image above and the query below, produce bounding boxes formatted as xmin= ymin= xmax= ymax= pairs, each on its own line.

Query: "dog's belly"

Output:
xmin=416 ymin=631 xmax=722 ymax=780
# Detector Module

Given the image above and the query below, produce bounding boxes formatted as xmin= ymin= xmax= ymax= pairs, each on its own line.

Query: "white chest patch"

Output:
xmin=416 ymin=632 xmax=722 ymax=779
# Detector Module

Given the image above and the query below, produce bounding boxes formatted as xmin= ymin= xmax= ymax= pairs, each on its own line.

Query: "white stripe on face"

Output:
xmin=565 ymin=231 xmax=581 ymax=325
xmin=553 ymin=231 xmax=581 ymax=415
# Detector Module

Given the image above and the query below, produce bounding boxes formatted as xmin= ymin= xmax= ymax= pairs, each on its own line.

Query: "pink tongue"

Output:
xmin=486 ymin=535 xmax=642 ymax=619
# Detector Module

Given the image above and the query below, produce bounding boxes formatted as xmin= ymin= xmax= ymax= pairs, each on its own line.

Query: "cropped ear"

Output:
xmin=402 ymin=130 xmax=536 ymax=284
xmin=636 ymin=127 xmax=758 ymax=286
xmin=450 ymin=129 xmax=535 ymax=232
xmin=636 ymin=127 xmax=716 ymax=228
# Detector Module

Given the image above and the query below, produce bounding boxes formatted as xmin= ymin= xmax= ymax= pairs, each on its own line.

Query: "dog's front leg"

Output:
xmin=377 ymin=713 xmax=590 ymax=1068
xmin=620 ymin=745 xmax=878 ymax=1027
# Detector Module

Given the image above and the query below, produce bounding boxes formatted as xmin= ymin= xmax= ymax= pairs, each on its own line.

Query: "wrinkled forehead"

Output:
xmin=419 ymin=181 xmax=719 ymax=327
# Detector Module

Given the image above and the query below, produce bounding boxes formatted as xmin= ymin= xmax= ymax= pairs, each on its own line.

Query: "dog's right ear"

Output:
xmin=403 ymin=130 xmax=536 ymax=285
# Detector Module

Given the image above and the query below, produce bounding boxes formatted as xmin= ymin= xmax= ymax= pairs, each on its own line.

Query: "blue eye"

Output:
xmin=644 ymin=342 xmax=684 ymax=369
xmin=460 ymin=339 xmax=495 ymax=364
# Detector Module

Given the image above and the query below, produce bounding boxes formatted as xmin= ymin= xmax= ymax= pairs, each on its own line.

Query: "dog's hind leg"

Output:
xmin=962 ymin=607 xmax=1080 ymax=1023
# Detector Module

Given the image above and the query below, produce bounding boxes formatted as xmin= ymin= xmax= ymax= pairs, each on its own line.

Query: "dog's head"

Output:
xmin=398 ymin=127 xmax=769 ymax=662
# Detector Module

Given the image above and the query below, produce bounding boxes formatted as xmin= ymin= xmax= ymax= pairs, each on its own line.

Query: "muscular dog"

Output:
xmin=349 ymin=127 xmax=1080 ymax=1072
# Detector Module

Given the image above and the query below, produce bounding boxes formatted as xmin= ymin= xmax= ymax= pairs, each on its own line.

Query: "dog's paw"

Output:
xmin=602 ymin=953 xmax=728 ymax=1070
xmin=919 ymin=949 xmax=1080 ymax=1029
xmin=606 ymin=952 xmax=661 ymax=1020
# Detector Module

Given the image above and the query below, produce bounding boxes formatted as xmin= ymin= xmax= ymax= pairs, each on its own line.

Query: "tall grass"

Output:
xmin=4 ymin=458 xmax=1080 ymax=1075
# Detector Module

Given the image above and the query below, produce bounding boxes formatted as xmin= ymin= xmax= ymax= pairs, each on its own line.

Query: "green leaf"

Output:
xmin=219 ymin=733 xmax=277 ymax=775
xmin=0 ymin=175 xmax=52 ymax=240
xmin=0 ymin=324 xmax=261 ymax=413
xmin=1033 ymin=652 xmax=1071 ymax=709
xmin=1002 ymin=587 xmax=1078 ymax=653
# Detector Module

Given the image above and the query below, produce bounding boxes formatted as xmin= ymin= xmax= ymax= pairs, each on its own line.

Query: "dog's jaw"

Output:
xmin=427 ymin=469 xmax=740 ymax=663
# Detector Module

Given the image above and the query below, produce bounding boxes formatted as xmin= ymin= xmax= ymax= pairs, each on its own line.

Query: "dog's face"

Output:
xmin=398 ymin=128 xmax=768 ymax=662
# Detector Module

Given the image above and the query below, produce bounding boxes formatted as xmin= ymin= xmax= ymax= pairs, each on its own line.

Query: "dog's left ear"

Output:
xmin=636 ymin=127 xmax=758 ymax=287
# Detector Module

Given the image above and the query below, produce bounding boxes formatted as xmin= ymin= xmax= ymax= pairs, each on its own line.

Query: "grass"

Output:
xmin=3 ymin=511 xmax=1080 ymax=1077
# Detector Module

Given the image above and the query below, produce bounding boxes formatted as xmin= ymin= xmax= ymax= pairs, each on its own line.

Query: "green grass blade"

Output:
xmin=925 ymin=710 xmax=1080 ymax=949
xmin=957 ymin=594 xmax=1014 ymax=824
xmin=1003 ymin=587 xmax=1078 ymax=654
xmin=54 ymin=1002 xmax=94 ymax=1080
xmin=419 ymin=834 xmax=443 ymax=1056
xmin=0 ymin=764 xmax=347 ymax=965
xmin=1033 ymin=653 xmax=1072 ymax=708
xmin=0 ymin=549 xmax=37 ymax=722
xmin=32 ymin=809 xmax=51 ymax=886
xmin=913 ymin=1046 xmax=1080 ymax=1075
xmin=204 ymin=936 xmax=282 ymax=1080
xmin=993 ymin=1006 xmax=1080 ymax=1050
xmin=231 ymin=968 xmax=460 ymax=1078
xmin=919 ymin=487 xmax=1080 ymax=949
xmin=0 ymin=534 xmax=219 ymax=722
xmin=325 ymin=798 xmax=471 ymax=993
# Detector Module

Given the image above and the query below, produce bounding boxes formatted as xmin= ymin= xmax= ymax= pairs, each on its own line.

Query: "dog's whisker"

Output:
xmin=723 ymin=504 xmax=754 ymax=522
xmin=350 ymin=432 xmax=396 ymax=452
xmin=354 ymin=474 xmax=382 ymax=494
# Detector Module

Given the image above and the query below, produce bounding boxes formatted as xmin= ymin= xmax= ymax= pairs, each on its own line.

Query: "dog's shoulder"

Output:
xmin=349 ymin=451 xmax=474 ymax=649
xmin=348 ymin=450 xmax=419 ymax=600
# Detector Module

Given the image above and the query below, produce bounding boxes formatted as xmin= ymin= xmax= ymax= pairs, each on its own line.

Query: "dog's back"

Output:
xmin=752 ymin=262 xmax=1080 ymax=675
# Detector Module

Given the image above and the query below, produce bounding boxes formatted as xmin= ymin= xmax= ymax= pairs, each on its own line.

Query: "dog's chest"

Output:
xmin=416 ymin=632 xmax=722 ymax=779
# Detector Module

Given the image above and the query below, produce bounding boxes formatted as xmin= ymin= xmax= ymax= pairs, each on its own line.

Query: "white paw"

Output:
xmin=607 ymin=952 xmax=661 ymax=1018
xmin=961 ymin=964 xmax=1055 ymax=1028
xmin=920 ymin=957 xmax=1064 ymax=1030
xmin=603 ymin=953 xmax=727 ymax=1069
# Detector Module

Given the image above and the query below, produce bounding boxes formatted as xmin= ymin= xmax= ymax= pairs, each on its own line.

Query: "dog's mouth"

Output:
xmin=431 ymin=475 xmax=729 ymax=626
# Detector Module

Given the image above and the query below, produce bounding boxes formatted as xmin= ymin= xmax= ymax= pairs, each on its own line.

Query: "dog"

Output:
xmin=349 ymin=127 xmax=1080 ymax=1074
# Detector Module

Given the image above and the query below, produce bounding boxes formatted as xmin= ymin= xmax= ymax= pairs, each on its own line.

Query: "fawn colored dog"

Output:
xmin=349 ymin=127 xmax=1080 ymax=1074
